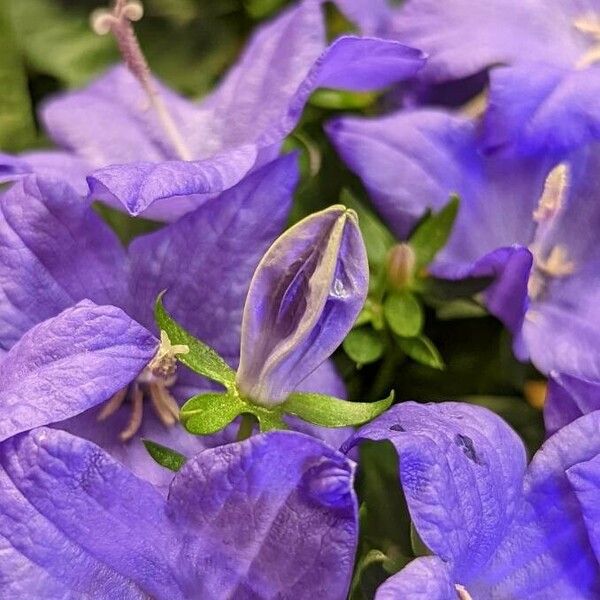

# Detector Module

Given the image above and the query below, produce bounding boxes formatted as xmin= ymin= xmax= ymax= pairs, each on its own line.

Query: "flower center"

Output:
xmin=97 ymin=331 xmax=190 ymax=441
xmin=91 ymin=0 xmax=193 ymax=160
xmin=527 ymin=163 xmax=575 ymax=300
xmin=574 ymin=14 xmax=600 ymax=68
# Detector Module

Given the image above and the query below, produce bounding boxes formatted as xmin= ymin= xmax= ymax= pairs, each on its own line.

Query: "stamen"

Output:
xmin=455 ymin=584 xmax=474 ymax=600
xmin=120 ymin=383 xmax=144 ymax=441
xmin=97 ymin=386 xmax=128 ymax=420
xmin=528 ymin=244 xmax=575 ymax=300
xmin=461 ymin=89 xmax=488 ymax=119
xmin=91 ymin=1 xmax=193 ymax=160
xmin=574 ymin=15 xmax=600 ymax=68
xmin=533 ymin=163 xmax=569 ymax=223
xmin=148 ymin=382 xmax=179 ymax=426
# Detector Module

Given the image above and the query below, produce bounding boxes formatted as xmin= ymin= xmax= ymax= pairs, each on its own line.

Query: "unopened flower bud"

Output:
xmin=386 ymin=243 xmax=416 ymax=290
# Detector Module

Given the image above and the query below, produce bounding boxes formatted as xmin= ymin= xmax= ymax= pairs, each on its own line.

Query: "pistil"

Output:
xmin=91 ymin=0 xmax=193 ymax=160
xmin=455 ymin=584 xmax=474 ymax=600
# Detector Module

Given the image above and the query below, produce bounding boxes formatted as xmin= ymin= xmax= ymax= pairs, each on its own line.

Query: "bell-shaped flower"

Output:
xmin=345 ymin=401 xmax=600 ymax=598
xmin=0 ymin=427 xmax=358 ymax=599
xmin=0 ymin=156 xmax=312 ymax=487
xmin=328 ymin=108 xmax=600 ymax=380
xmin=236 ymin=205 xmax=368 ymax=406
xmin=0 ymin=0 xmax=425 ymax=220
xmin=334 ymin=0 xmax=600 ymax=156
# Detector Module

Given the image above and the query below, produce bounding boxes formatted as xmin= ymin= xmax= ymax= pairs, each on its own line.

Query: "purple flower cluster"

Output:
xmin=2 ymin=0 xmax=600 ymax=598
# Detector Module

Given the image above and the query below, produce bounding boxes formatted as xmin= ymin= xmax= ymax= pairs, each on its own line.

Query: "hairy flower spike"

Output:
xmin=574 ymin=14 xmax=600 ymax=68
xmin=455 ymin=584 xmax=474 ymax=600
xmin=533 ymin=163 xmax=569 ymax=223
xmin=147 ymin=330 xmax=189 ymax=379
xmin=91 ymin=0 xmax=193 ymax=160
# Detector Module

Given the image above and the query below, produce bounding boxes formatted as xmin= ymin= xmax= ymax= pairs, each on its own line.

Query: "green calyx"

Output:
xmin=154 ymin=294 xmax=393 ymax=438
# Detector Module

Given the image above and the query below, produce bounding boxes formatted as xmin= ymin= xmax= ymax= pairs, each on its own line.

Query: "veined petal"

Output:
xmin=483 ymin=63 xmax=600 ymax=156
xmin=0 ymin=302 xmax=156 ymax=442
xmin=544 ymin=372 xmax=600 ymax=436
xmin=0 ymin=428 xmax=358 ymax=599
xmin=236 ymin=205 xmax=368 ymax=405
xmin=0 ymin=175 xmax=127 ymax=349
xmin=376 ymin=557 xmax=456 ymax=600
xmin=128 ymin=155 xmax=297 ymax=361
xmin=344 ymin=402 xmax=526 ymax=583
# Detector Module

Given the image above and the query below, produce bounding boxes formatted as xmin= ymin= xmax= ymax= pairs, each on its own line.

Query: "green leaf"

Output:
xmin=349 ymin=549 xmax=390 ymax=600
xmin=180 ymin=392 xmax=244 ymax=435
xmin=0 ymin=1 xmax=35 ymax=151
xmin=343 ymin=327 xmax=385 ymax=366
xmin=11 ymin=0 xmax=116 ymax=86
xmin=417 ymin=275 xmax=493 ymax=300
xmin=340 ymin=190 xmax=396 ymax=268
xmin=384 ymin=291 xmax=423 ymax=338
xmin=410 ymin=523 xmax=431 ymax=558
xmin=397 ymin=335 xmax=444 ymax=370
xmin=310 ymin=89 xmax=379 ymax=110
xmin=142 ymin=440 xmax=186 ymax=472
xmin=155 ymin=293 xmax=236 ymax=388
xmin=283 ymin=390 xmax=394 ymax=428
xmin=409 ymin=195 xmax=460 ymax=269
xmin=435 ymin=299 xmax=488 ymax=320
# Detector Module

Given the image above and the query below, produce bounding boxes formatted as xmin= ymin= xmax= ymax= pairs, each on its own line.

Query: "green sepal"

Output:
xmin=341 ymin=190 xmax=396 ymax=270
xmin=142 ymin=439 xmax=186 ymax=472
xmin=435 ymin=299 xmax=488 ymax=320
xmin=180 ymin=392 xmax=245 ymax=435
xmin=155 ymin=293 xmax=236 ymax=388
xmin=383 ymin=290 xmax=423 ymax=338
xmin=409 ymin=195 xmax=460 ymax=270
xmin=282 ymin=390 xmax=394 ymax=428
xmin=310 ymin=89 xmax=379 ymax=111
xmin=343 ymin=326 xmax=385 ymax=366
xmin=396 ymin=335 xmax=444 ymax=370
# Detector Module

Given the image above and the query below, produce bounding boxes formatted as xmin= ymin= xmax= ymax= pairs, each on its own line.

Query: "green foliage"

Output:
xmin=283 ymin=390 xmax=394 ymax=427
xmin=344 ymin=327 xmax=385 ymax=366
xmin=396 ymin=335 xmax=445 ymax=371
xmin=142 ymin=439 xmax=186 ymax=472
xmin=384 ymin=291 xmax=423 ymax=338
xmin=409 ymin=194 xmax=460 ymax=270
xmin=0 ymin=1 xmax=36 ymax=151
xmin=155 ymin=294 xmax=237 ymax=388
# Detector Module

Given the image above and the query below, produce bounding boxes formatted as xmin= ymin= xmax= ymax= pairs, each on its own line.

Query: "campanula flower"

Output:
xmin=329 ymin=108 xmax=600 ymax=380
xmin=0 ymin=427 xmax=358 ymax=599
xmin=1 ymin=0 xmax=424 ymax=220
xmin=346 ymin=401 xmax=600 ymax=598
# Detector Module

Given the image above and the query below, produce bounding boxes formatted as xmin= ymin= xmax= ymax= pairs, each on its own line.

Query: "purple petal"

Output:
xmin=376 ymin=557 xmax=456 ymax=600
xmin=471 ymin=411 xmax=600 ymax=597
xmin=344 ymin=402 xmax=526 ymax=583
xmin=168 ymin=431 xmax=358 ymax=599
xmin=0 ymin=302 xmax=156 ymax=442
xmin=0 ymin=150 xmax=90 ymax=196
xmin=483 ymin=64 xmax=600 ymax=156
xmin=87 ymin=145 xmax=259 ymax=219
xmin=392 ymin=0 xmax=582 ymax=82
xmin=544 ymin=372 xmax=600 ymax=436
xmin=0 ymin=427 xmax=182 ymax=598
xmin=522 ymin=303 xmax=600 ymax=378
xmin=1 ymin=427 xmax=358 ymax=598
xmin=236 ymin=205 xmax=368 ymax=405
xmin=0 ymin=176 xmax=127 ymax=349
xmin=128 ymin=155 xmax=297 ymax=360
xmin=327 ymin=109 xmax=548 ymax=240
xmin=432 ymin=246 xmax=533 ymax=349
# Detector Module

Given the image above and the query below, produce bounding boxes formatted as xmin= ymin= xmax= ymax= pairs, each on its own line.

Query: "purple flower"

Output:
xmin=334 ymin=0 xmax=600 ymax=155
xmin=236 ymin=205 xmax=368 ymax=406
xmin=328 ymin=108 xmax=600 ymax=379
xmin=0 ymin=426 xmax=358 ymax=599
xmin=2 ymin=0 xmax=424 ymax=220
xmin=345 ymin=401 xmax=600 ymax=598
xmin=0 ymin=156 xmax=298 ymax=485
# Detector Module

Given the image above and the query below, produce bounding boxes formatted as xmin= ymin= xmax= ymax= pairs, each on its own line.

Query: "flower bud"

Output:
xmin=386 ymin=243 xmax=416 ymax=290
xmin=236 ymin=205 xmax=368 ymax=406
